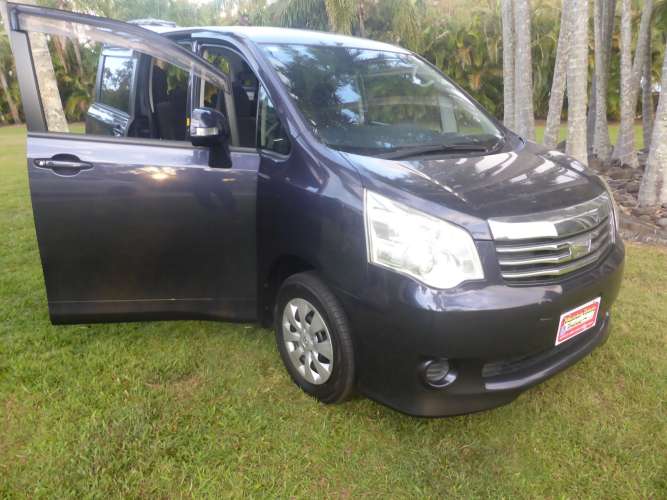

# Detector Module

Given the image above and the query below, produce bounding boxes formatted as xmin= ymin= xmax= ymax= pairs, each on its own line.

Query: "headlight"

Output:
xmin=599 ymin=177 xmax=620 ymax=233
xmin=364 ymin=190 xmax=484 ymax=289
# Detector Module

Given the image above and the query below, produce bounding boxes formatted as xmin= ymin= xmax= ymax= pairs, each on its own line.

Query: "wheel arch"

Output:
xmin=260 ymin=254 xmax=317 ymax=328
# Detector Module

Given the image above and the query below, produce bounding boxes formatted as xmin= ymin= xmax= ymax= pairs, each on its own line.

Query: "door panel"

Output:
xmin=28 ymin=135 xmax=259 ymax=322
xmin=8 ymin=4 xmax=260 ymax=323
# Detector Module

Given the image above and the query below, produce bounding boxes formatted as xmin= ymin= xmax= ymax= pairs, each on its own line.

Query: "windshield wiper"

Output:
xmin=378 ymin=144 xmax=489 ymax=160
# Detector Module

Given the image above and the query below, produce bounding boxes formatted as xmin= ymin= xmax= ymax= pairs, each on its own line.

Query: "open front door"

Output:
xmin=8 ymin=4 xmax=259 ymax=324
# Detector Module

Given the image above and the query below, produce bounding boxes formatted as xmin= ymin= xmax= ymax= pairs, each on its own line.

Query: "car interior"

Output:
xmin=144 ymin=46 xmax=260 ymax=147
xmin=150 ymin=63 xmax=189 ymax=141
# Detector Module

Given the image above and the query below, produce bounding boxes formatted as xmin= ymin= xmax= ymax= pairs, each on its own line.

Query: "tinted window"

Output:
xmin=257 ymin=86 xmax=290 ymax=155
xmin=99 ymin=56 xmax=134 ymax=113
xmin=261 ymin=45 xmax=503 ymax=157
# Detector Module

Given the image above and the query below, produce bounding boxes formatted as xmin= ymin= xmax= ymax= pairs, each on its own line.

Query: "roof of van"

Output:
xmin=147 ymin=25 xmax=411 ymax=53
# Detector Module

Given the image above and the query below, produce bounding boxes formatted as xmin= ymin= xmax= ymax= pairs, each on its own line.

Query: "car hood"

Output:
xmin=340 ymin=140 xmax=606 ymax=240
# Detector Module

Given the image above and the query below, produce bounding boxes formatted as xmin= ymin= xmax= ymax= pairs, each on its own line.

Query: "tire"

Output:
xmin=274 ymin=272 xmax=356 ymax=404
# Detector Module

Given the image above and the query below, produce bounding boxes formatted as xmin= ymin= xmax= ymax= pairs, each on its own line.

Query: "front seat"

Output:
xmin=233 ymin=83 xmax=256 ymax=148
xmin=152 ymin=66 xmax=174 ymax=140
xmin=169 ymin=89 xmax=188 ymax=141
xmin=156 ymin=102 xmax=176 ymax=141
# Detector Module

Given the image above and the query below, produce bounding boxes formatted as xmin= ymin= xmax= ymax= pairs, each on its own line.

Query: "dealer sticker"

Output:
xmin=556 ymin=297 xmax=601 ymax=345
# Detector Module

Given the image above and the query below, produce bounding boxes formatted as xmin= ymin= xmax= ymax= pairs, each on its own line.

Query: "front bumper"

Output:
xmin=334 ymin=240 xmax=625 ymax=417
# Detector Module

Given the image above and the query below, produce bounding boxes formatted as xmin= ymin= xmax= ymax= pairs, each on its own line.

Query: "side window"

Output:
xmin=19 ymin=15 xmax=229 ymax=140
xmin=257 ymin=86 xmax=291 ymax=155
xmin=99 ymin=55 xmax=135 ymax=113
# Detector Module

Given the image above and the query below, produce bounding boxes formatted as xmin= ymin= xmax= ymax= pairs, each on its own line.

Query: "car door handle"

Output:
xmin=34 ymin=158 xmax=93 ymax=170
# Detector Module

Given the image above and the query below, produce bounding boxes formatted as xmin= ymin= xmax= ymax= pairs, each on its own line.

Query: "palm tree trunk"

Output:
xmin=565 ymin=0 xmax=589 ymax=164
xmin=612 ymin=0 xmax=654 ymax=166
xmin=357 ymin=0 xmax=365 ymax=37
xmin=513 ymin=0 xmax=535 ymax=141
xmin=0 ymin=62 xmax=21 ymax=124
xmin=592 ymin=0 xmax=609 ymax=158
xmin=53 ymin=35 xmax=68 ymax=73
xmin=593 ymin=0 xmax=615 ymax=158
xmin=502 ymin=0 xmax=515 ymax=131
xmin=72 ymin=38 xmax=84 ymax=76
xmin=637 ymin=43 xmax=667 ymax=206
xmin=641 ymin=27 xmax=653 ymax=152
xmin=543 ymin=0 xmax=571 ymax=149
xmin=28 ymin=31 xmax=69 ymax=132
xmin=587 ymin=66 xmax=596 ymax=148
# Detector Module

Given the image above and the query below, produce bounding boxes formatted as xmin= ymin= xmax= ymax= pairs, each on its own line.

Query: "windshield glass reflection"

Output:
xmin=261 ymin=45 xmax=503 ymax=158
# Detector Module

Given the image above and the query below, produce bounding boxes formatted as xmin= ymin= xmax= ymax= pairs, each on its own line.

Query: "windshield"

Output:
xmin=261 ymin=44 xmax=504 ymax=158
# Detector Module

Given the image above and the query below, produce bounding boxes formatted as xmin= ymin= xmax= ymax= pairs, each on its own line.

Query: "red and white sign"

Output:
xmin=556 ymin=297 xmax=601 ymax=345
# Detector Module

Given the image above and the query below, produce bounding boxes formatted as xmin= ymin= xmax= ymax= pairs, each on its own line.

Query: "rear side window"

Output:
xmin=257 ymin=86 xmax=290 ymax=156
xmin=99 ymin=56 xmax=135 ymax=114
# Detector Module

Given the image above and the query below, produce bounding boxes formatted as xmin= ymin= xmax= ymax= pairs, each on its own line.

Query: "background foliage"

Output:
xmin=0 ymin=0 xmax=666 ymax=124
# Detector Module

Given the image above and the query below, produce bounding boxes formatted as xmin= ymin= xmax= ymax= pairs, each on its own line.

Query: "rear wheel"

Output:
xmin=274 ymin=272 xmax=356 ymax=404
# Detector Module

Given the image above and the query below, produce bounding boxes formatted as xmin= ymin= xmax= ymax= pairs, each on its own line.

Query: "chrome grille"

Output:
xmin=489 ymin=193 xmax=615 ymax=285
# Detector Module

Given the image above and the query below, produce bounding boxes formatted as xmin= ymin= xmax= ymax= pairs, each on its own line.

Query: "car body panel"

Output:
xmin=27 ymin=134 xmax=259 ymax=323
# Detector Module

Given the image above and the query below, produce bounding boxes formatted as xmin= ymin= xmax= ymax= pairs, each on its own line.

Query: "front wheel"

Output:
xmin=274 ymin=272 xmax=356 ymax=404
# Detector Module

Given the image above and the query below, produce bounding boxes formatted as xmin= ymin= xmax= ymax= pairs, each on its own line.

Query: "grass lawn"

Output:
xmin=534 ymin=124 xmax=645 ymax=151
xmin=1 ymin=126 xmax=666 ymax=498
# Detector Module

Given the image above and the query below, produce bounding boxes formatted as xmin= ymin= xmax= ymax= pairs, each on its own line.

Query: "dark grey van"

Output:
xmin=7 ymin=3 xmax=624 ymax=417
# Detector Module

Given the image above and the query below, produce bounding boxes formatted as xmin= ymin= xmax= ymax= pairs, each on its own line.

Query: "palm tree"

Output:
xmin=422 ymin=11 xmax=503 ymax=115
xmin=543 ymin=0 xmax=570 ymax=148
xmin=612 ymin=0 xmax=654 ymax=167
xmin=638 ymin=41 xmax=667 ymax=206
xmin=514 ymin=0 xmax=535 ymax=141
xmin=278 ymin=0 xmax=360 ymax=35
xmin=0 ymin=35 xmax=21 ymax=124
xmin=565 ymin=0 xmax=589 ymax=163
xmin=501 ymin=0 xmax=515 ymax=130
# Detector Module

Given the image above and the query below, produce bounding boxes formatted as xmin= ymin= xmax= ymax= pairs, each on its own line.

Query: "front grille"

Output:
xmin=494 ymin=217 xmax=614 ymax=284
xmin=488 ymin=190 xmax=616 ymax=286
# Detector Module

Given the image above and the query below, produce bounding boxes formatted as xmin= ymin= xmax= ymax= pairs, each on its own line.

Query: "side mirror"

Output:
xmin=190 ymin=107 xmax=230 ymax=147
xmin=190 ymin=107 xmax=232 ymax=168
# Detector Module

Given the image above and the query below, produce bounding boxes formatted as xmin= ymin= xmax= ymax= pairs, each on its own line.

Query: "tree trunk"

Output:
xmin=357 ymin=0 xmax=365 ymax=37
xmin=0 ymin=62 xmax=21 ymax=124
xmin=72 ymin=37 xmax=84 ymax=76
xmin=642 ymin=27 xmax=653 ymax=152
xmin=587 ymin=66 xmax=596 ymax=148
xmin=502 ymin=0 xmax=515 ymax=131
xmin=612 ymin=0 xmax=654 ymax=166
xmin=543 ymin=0 xmax=571 ymax=149
xmin=0 ymin=0 xmax=67 ymax=132
xmin=593 ymin=0 xmax=609 ymax=158
xmin=565 ymin=0 xmax=589 ymax=164
xmin=28 ymin=31 xmax=69 ymax=132
xmin=637 ymin=44 xmax=667 ymax=206
xmin=513 ymin=0 xmax=535 ymax=141
xmin=593 ymin=0 xmax=615 ymax=158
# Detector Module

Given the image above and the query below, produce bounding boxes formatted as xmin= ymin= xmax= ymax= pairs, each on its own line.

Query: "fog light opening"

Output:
xmin=423 ymin=359 xmax=454 ymax=388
